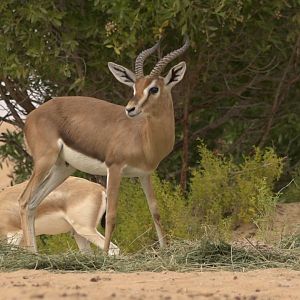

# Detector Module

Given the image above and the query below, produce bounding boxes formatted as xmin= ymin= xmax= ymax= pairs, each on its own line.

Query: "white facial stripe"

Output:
xmin=137 ymin=80 xmax=159 ymax=108
xmin=133 ymin=84 xmax=136 ymax=96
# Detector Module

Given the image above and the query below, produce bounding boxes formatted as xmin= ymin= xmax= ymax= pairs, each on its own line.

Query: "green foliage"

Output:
xmin=114 ymin=178 xmax=153 ymax=252
xmin=1 ymin=0 xmax=300 ymax=180
xmin=152 ymin=175 xmax=187 ymax=239
xmin=0 ymin=130 xmax=32 ymax=184
xmin=188 ymin=143 xmax=283 ymax=238
xmin=114 ymin=174 xmax=187 ymax=253
xmin=37 ymin=234 xmax=77 ymax=254
xmin=280 ymin=167 xmax=300 ymax=203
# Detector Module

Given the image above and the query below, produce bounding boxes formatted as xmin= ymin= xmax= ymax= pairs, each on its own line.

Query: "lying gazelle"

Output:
xmin=0 ymin=176 xmax=119 ymax=255
xmin=19 ymin=36 xmax=189 ymax=252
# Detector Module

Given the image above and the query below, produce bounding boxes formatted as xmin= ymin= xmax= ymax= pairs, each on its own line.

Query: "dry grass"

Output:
xmin=1 ymin=238 xmax=299 ymax=272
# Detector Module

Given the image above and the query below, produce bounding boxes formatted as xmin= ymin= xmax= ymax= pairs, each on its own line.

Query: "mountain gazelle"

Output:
xmin=19 ymin=36 xmax=189 ymax=253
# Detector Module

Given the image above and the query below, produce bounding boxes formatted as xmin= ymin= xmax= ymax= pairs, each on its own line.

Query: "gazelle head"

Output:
xmin=108 ymin=37 xmax=189 ymax=118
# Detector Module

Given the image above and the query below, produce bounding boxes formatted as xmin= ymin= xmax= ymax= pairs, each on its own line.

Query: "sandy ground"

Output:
xmin=0 ymin=268 xmax=299 ymax=300
xmin=234 ymin=202 xmax=300 ymax=243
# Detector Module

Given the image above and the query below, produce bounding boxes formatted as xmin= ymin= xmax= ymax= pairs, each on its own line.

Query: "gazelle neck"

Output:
xmin=142 ymin=93 xmax=175 ymax=167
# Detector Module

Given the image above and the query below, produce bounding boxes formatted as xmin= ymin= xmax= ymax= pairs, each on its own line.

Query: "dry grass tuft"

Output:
xmin=1 ymin=238 xmax=299 ymax=272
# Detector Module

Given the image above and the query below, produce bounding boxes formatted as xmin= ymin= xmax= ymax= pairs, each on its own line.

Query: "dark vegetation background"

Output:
xmin=0 ymin=0 xmax=299 ymax=252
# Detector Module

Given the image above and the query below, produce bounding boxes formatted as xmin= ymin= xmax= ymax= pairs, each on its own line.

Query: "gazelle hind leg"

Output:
xmin=140 ymin=175 xmax=166 ymax=247
xmin=19 ymin=156 xmax=74 ymax=252
xmin=19 ymin=159 xmax=55 ymax=251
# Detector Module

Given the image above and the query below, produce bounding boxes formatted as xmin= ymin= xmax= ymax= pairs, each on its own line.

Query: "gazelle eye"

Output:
xmin=149 ymin=87 xmax=159 ymax=94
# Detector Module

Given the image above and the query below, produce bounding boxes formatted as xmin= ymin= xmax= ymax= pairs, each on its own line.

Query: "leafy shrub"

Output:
xmin=37 ymin=234 xmax=77 ymax=254
xmin=152 ymin=175 xmax=187 ymax=239
xmin=188 ymin=143 xmax=283 ymax=238
xmin=114 ymin=174 xmax=187 ymax=253
xmin=113 ymin=178 xmax=153 ymax=253
xmin=280 ymin=167 xmax=300 ymax=203
xmin=0 ymin=130 xmax=32 ymax=184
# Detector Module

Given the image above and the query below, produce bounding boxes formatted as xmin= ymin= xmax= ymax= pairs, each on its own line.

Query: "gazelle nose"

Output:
xmin=126 ymin=107 xmax=135 ymax=113
xmin=125 ymin=105 xmax=141 ymax=117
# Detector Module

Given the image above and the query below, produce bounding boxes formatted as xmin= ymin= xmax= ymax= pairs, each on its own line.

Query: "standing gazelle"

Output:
xmin=19 ymin=37 xmax=189 ymax=253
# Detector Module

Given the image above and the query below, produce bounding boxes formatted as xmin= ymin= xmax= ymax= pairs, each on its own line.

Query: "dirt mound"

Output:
xmin=234 ymin=202 xmax=300 ymax=244
xmin=273 ymin=203 xmax=300 ymax=235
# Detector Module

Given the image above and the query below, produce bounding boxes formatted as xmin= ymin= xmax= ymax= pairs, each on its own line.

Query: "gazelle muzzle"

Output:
xmin=125 ymin=104 xmax=141 ymax=117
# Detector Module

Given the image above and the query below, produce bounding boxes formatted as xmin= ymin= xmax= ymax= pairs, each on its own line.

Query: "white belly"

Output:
xmin=58 ymin=139 xmax=149 ymax=177
xmin=59 ymin=140 xmax=108 ymax=175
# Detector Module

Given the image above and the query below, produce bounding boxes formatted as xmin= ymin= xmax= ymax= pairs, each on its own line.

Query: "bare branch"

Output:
xmin=3 ymin=78 xmax=35 ymax=114
xmin=173 ymin=99 xmax=250 ymax=152
xmin=0 ymin=85 xmax=25 ymax=129
xmin=4 ymin=100 xmax=25 ymax=129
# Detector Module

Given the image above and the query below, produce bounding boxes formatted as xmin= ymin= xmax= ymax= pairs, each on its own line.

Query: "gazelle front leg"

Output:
xmin=140 ymin=175 xmax=166 ymax=248
xmin=104 ymin=165 xmax=122 ymax=253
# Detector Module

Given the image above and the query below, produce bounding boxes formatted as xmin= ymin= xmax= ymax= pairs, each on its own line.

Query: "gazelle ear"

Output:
xmin=108 ymin=62 xmax=136 ymax=87
xmin=163 ymin=62 xmax=186 ymax=88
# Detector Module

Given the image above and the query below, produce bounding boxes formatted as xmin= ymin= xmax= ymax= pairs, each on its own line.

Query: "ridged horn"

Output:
xmin=134 ymin=40 xmax=160 ymax=79
xmin=149 ymin=36 xmax=190 ymax=77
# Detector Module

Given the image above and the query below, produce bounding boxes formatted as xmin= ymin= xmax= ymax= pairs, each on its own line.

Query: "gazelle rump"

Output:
xmin=0 ymin=177 xmax=119 ymax=255
xmin=19 ymin=36 xmax=189 ymax=252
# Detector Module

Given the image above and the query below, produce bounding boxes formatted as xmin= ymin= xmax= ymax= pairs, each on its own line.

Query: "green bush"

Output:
xmin=280 ymin=167 xmax=300 ymax=203
xmin=37 ymin=234 xmax=77 ymax=254
xmin=114 ymin=174 xmax=187 ymax=253
xmin=0 ymin=130 xmax=32 ymax=184
xmin=152 ymin=175 xmax=187 ymax=239
xmin=188 ymin=143 xmax=283 ymax=238
xmin=113 ymin=178 xmax=154 ymax=253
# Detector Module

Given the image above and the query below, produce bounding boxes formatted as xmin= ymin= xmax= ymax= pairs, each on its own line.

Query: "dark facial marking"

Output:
xmin=167 ymin=66 xmax=183 ymax=85
xmin=113 ymin=66 xmax=134 ymax=83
